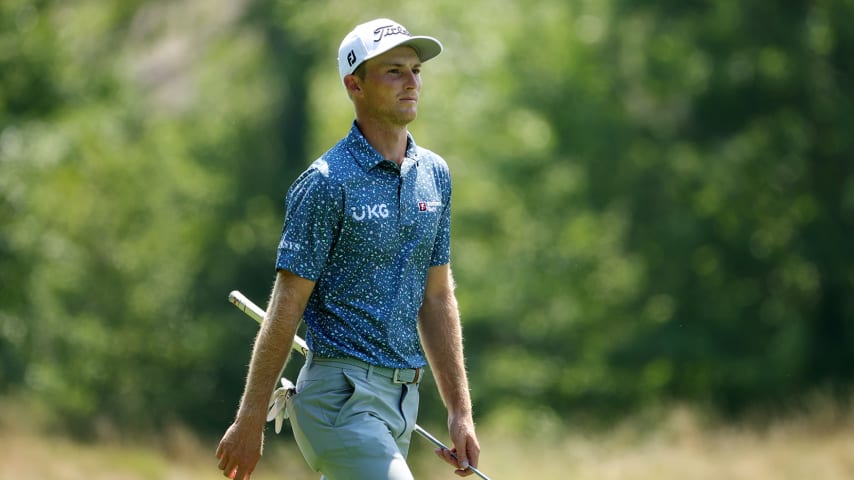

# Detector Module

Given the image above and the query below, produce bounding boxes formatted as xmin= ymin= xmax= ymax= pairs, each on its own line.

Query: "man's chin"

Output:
xmin=399 ymin=109 xmax=418 ymax=124
xmin=395 ymin=112 xmax=417 ymax=126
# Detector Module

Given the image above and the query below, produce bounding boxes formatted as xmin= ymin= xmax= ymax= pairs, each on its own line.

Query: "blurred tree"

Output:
xmin=600 ymin=0 xmax=854 ymax=413
xmin=453 ymin=0 xmax=854 ymax=423
xmin=0 ymin=0 xmax=311 ymax=435
xmin=1 ymin=0 xmax=852 ymax=438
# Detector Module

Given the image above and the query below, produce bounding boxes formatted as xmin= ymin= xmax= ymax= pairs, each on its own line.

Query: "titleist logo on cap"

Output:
xmin=372 ymin=24 xmax=411 ymax=42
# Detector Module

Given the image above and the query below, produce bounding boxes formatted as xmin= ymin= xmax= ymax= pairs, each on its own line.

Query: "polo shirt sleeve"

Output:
xmin=276 ymin=163 xmax=341 ymax=281
xmin=429 ymin=161 xmax=452 ymax=267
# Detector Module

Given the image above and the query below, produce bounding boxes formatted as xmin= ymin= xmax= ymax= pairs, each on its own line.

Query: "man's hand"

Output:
xmin=217 ymin=271 xmax=314 ymax=479
xmin=216 ymin=421 xmax=264 ymax=479
xmin=434 ymin=413 xmax=481 ymax=477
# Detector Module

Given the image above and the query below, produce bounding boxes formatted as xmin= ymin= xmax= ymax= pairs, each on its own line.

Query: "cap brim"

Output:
xmin=363 ymin=35 xmax=443 ymax=65
xmin=400 ymin=36 xmax=443 ymax=63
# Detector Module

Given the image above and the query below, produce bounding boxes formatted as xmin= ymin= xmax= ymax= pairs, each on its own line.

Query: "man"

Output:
xmin=216 ymin=18 xmax=481 ymax=480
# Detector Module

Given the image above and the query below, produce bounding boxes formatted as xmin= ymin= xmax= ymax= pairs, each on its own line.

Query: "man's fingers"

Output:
xmin=464 ymin=437 xmax=481 ymax=472
xmin=453 ymin=448 xmax=474 ymax=477
xmin=433 ymin=446 xmax=476 ymax=477
xmin=435 ymin=447 xmax=461 ymax=467
xmin=456 ymin=446 xmax=470 ymax=470
xmin=220 ymin=459 xmax=236 ymax=478
xmin=451 ymin=427 xmax=481 ymax=477
xmin=217 ymin=451 xmax=240 ymax=479
xmin=434 ymin=447 xmax=451 ymax=463
xmin=219 ymin=457 xmax=251 ymax=480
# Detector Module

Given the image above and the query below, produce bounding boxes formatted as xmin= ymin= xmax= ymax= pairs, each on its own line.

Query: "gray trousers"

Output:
xmin=287 ymin=353 xmax=421 ymax=480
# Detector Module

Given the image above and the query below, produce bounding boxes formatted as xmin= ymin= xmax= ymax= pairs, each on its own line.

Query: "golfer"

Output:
xmin=216 ymin=18 xmax=481 ymax=480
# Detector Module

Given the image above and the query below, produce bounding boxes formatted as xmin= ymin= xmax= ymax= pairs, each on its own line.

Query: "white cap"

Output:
xmin=337 ymin=18 xmax=443 ymax=83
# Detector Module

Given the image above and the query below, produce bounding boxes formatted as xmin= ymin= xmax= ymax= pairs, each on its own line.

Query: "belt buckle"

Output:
xmin=393 ymin=367 xmax=420 ymax=384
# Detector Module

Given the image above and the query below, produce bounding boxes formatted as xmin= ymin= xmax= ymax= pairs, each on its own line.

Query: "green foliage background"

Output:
xmin=1 ymin=0 xmax=852 ymax=438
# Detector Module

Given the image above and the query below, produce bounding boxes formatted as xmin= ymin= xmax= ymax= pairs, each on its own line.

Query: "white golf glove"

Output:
xmin=267 ymin=377 xmax=296 ymax=434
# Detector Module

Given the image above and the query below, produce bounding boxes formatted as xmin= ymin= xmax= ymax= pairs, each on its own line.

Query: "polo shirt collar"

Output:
xmin=346 ymin=121 xmax=418 ymax=172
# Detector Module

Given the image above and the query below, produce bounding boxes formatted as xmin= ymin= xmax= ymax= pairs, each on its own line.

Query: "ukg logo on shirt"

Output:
xmin=351 ymin=204 xmax=389 ymax=221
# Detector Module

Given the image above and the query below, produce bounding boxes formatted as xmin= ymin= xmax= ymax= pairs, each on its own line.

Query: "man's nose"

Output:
xmin=404 ymin=70 xmax=420 ymax=88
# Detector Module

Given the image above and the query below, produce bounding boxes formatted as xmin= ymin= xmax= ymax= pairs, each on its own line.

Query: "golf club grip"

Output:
xmin=227 ymin=290 xmax=491 ymax=480
xmin=228 ymin=290 xmax=309 ymax=355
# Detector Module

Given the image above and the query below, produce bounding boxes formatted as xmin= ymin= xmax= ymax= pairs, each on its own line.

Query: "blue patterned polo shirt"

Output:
xmin=276 ymin=122 xmax=452 ymax=369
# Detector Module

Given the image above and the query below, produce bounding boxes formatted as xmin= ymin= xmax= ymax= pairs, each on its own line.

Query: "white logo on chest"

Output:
xmin=351 ymin=204 xmax=389 ymax=221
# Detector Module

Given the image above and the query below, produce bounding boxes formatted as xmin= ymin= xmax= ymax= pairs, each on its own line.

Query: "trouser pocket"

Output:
xmin=288 ymin=364 xmax=355 ymax=471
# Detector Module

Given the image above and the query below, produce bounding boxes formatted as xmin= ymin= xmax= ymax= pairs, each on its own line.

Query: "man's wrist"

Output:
xmin=236 ymin=403 xmax=268 ymax=430
xmin=448 ymin=407 xmax=474 ymax=423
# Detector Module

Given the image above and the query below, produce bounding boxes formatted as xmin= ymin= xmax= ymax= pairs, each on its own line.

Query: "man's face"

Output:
xmin=356 ymin=46 xmax=423 ymax=126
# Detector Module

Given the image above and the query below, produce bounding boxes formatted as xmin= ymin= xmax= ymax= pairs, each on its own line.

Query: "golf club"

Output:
xmin=228 ymin=290 xmax=492 ymax=480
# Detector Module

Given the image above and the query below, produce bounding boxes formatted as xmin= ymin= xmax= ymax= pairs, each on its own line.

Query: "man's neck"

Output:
xmin=355 ymin=118 xmax=409 ymax=165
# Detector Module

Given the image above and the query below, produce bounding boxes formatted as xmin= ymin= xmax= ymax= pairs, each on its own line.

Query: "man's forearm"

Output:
xmin=418 ymin=267 xmax=483 ymax=473
xmin=418 ymin=283 xmax=472 ymax=416
xmin=235 ymin=270 xmax=313 ymax=427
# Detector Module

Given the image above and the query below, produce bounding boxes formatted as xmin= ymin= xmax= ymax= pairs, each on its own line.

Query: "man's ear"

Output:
xmin=343 ymin=75 xmax=362 ymax=96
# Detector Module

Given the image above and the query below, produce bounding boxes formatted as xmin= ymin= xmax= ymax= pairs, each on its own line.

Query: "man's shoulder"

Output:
xmin=286 ymin=143 xmax=352 ymax=203
xmin=414 ymin=144 xmax=443 ymax=160
xmin=414 ymin=146 xmax=450 ymax=175
xmin=299 ymin=140 xmax=358 ymax=183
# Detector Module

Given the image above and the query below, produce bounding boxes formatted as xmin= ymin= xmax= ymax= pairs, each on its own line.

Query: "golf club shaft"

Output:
xmin=228 ymin=290 xmax=309 ymax=355
xmin=227 ymin=290 xmax=491 ymax=480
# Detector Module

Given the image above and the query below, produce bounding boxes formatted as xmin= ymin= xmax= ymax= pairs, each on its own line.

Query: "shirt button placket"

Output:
xmin=399 ymin=159 xmax=417 ymax=227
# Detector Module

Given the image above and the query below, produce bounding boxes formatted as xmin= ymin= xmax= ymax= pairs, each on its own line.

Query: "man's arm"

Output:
xmin=418 ymin=263 xmax=481 ymax=477
xmin=216 ymin=269 xmax=315 ymax=480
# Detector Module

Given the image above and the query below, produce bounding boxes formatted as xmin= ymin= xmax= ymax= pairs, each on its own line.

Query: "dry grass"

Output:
xmin=1 ymin=402 xmax=853 ymax=479
xmin=473 ymin=405 xmax=854 ymax=480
